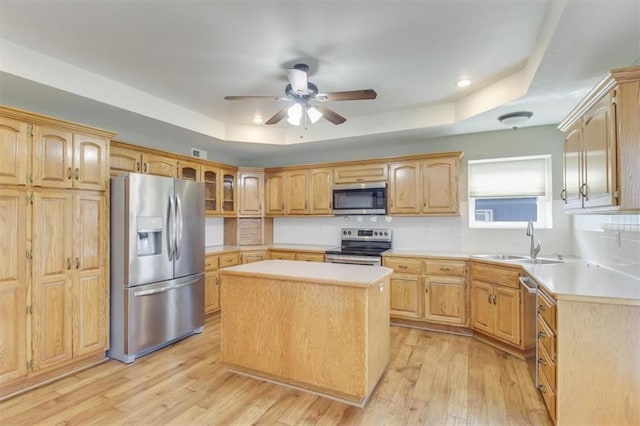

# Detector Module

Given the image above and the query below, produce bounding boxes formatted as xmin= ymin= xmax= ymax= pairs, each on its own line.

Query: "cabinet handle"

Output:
xmin=281 ymin=203 xmax=284 ymax=210
xmin=356 ymin=178 xmax=364 ymax=182
xmin=538 ymin=304 xmax=547 ymax=311
xmin=390 ymin=200 xmax=394 ymax=208
xmin=136 ymin=161 xmax=140 ymax=172
xmin=75 ymin=257 xmax=80 ymax=269
xmin=539 ymin=384 xmax=547 ymax=394
xmin=66 ymin=258 xmax=72 ymax=270
xmin=579 ymin=183 xmax=588 ymax=199
xmin=398 ymin=265 xmax=407 ymax=269
xmin=67 ymin=167 xmax=72 ymax=180
xmin=425 ymin=285 xmax=429 ymax=293
xmin=492 ymin=295 xmax=497 ymax=304
xmin=538 ymin=358 xmax=547 ymax=366
xmin=538 ymin=331 xmax=547 ymax=339
xmin=74 ymin=168 xmax=79 ymax=180
xmin=488 ymin=294 xmax=492 ymax=304
xmin=560 ymin=188 xmax=567 ymax=202
xmin=144 ymin=163 xmax=148 ymax=173
xmin=439 ymin=267 xmax=450 ymax=272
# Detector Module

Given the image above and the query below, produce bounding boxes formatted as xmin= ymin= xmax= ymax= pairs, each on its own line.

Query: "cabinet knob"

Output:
xmin=398 ymin=265 xmax=407 ymax=269
xmin=538 ymin=331 xmax=547 ymax=339
xmin=538 ymin=358 xmax=547 ymax=366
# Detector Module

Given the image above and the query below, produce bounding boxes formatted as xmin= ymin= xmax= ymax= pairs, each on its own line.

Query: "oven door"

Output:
xmin=325 ymin=254 xmax=381 ymax=266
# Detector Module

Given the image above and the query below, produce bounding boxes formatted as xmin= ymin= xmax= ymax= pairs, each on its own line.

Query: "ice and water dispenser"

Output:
xmin=136 ymin=216 xmax=163 ymax=256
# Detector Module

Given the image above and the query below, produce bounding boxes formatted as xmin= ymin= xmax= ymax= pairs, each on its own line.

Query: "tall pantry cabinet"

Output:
xmin=0 ymin=106 xmax=114 ymax=399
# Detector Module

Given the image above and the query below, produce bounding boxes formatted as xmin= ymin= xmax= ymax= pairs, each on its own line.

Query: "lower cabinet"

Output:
xmin=240 ymin=250 xmax=268 ymax=264
xmin=383 ymin=256 xmax=467 ymax=326
xmin=205 ymin=252 xmax=240 ymax=314
xmin=269 ymin=250 xmax=325 ymax=262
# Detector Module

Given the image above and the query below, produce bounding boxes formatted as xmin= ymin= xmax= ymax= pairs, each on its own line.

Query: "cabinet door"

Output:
xmin=238 ymin=172 xmax=264 ymax=216
xmin=32 ymin=126 xmax=73 ymax=189
xmin=389 ymin=273 xmax=422 ymax=319
xmin=204 ymin=271 xmax=220 ymax=313
xmin=241 ymin=251 xmax=268 ymax=264
xmin=287 ymin=170 xmax=309 ymax=214
xmin=309 ymin=168 xmax=333 ymax=215
xmin=265 ymin=172 xmax=286 ymax=215
xmin=142 ymin=153 xmax=177 ymax=177
xmin=72 ymin=193 xmax=108 ymax=356
xmin=582 ymin=93 xmax=617 ymax=208
xmin=110 ymin=145 xmax=142 ymax=176
xmin=269 ymin=251 xmax=296 ymax=260
xmin=388 ymin=161 xmax=421 ymax=214
xmin=423 ymin=276 xmax=466 ymax=325
xmin=0 ymin=189 xmax=28 ymax=383
xmin=202 ymin=166 xmax=220 ymax=215
xmin=493 ymin=285 xmax=521 ymax=345
xmin=73 ymin=133 xmax=108 ymax=191
xmin=32 ymin=190 xmax=73 ymax=371
xmin=221 ymin=168 xmax=237 ymax=215
xmin=421 ymin=157 xmax=459 ymax=214
xmin=0 ymin=117 xmax=29 ymax=186
xmin=470 ymin=280 xmax=493 ymax=334
xmin=179 ymin=160 xmax=202 ymax=182
xmin=562 ymin=123 xmax=583 ymax=209
xmin=333 ymin=163 xmax=388 ymax=183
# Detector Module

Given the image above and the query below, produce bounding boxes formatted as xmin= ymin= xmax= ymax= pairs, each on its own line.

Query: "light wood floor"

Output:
xmin=0 ymin=315 xmax=552 ymax=425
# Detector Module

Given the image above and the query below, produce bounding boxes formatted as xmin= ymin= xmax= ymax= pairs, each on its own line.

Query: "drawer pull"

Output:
xmin=538 ymin=331 xmax=548 ymax=339
xmin=538 ymin=304 xmax=547 ymax=311
xmin=538 ymin=358 xmax=548 ymax=366
xmin=492 ymin=295 xmax=497 ymax=305
xmin=488 ymin=294 xmax=492 ymax=304
xmin=439 ymin=267 xmax=451 ymax=272
xmin=539 ymin=384 xmax=547 ymax=394
xmin=398 ymin=265 xmax=408 ymax=269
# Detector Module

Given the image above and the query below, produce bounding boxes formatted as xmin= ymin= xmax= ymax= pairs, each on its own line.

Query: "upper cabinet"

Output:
xmin=178 ymin=159 xmax=202 ymax=181
xmin=220 ymin=167 xmax=237 ymax=216
xmin=558 ymin=65 xmax=640 ymax=212
xmin=0 ymin=117 xmax=29 ymax=186
xmin=141 ymin=152 xmax=178 ymax=178
xmin=388 ymin=154 xmax=461 ymax=216
xmin=201 ymin=165 xmax=220 ymax=215
xmin=308 ymin=168 xmax=333 ymax=215
xmin=238 ymin=169 xmax=264 ymax=216
xmin=265 ymin=169 xmax=309 ymax=215
xmin=110 ymin=145 xmax=142 ymax=176
xmin=333 ymin=162 xmax=388 ymax=184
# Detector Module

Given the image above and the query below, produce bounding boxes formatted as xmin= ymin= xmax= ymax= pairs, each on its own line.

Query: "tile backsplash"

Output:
xmin=573 ymin=214 xmax=640 ymax=277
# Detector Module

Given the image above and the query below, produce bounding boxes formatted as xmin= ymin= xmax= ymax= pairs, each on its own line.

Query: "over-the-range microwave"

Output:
xmin=332 ymin=182 xmax=387 ymax=215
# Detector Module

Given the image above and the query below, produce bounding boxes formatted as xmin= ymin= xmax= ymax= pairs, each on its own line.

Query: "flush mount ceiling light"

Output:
xmin=498 ymin=111 xmax=533 ymax=129
xmin=456 ymin=78 xmax=471 ymax=88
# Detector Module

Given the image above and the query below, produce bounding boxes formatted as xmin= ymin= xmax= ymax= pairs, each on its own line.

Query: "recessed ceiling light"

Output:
xmin=253 ymin=116 xmax=263 ymax=124
xmin=456 ymin=79 xmax=471 ymax=88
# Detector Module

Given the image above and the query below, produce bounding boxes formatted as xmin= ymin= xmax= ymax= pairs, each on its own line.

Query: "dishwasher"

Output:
xmin=519 ymin=275 xmax=538 ymax=388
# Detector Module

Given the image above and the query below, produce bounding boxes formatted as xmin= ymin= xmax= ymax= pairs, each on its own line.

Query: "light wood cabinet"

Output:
xmin=32 ymin=128 xmax=108 ymax=191
xmin=265 ymin=172 xmax=286 ymax=215
xmin=389 ymin=274 xmax=422 ymax=318
xmin=32 ymin=190 xmax=108 ymax=371
xmin=240 ymin=250 xmax=268 ymax=264
xmin=268 ymin=250 xmax=324 ymax=262
xmin=178 ymin=159 xmax=201 ymax=181
xmin=220 ymin=167 xmax=237 ymax=216
xmin=308 ymin=168 xmax=333 ymax=215
xmin=286 ymin=170 xmax=309 ymax=214
xmin=110 ymin=145 xmax=142 ymax=176
xmin=423 ymin=259 xmax=466 ymax=326
xmin=388 ymin=155 xmax=461 ymax=216
xmin=333 ymin=162 xmax=388 ymax=183
xmin=238 ymin=170 xmax=264 ymax=216
xmin=202 ymin=165 xmax=220 ymax=215
xmin=269 ymin=250 xmax=297 ymax=260
xmin=469 ymin=261 xmax=524 ymax=347
xmin=559 ymin=65 xmax=640 ymax=212
xmin=0 ymin=117 xmax=29 ymax=186
xmin=0 ymin=189 xmax=28 ymax=383
xmin=204 ymin=254 xmax=219 ymax=314
xmin=141 ymin=152 xmax=177 ymax=178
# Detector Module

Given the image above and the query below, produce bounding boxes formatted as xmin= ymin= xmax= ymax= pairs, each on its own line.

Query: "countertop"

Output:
xmin=205 ymin=243 xmax=335 ymax=255
xmin=219 ymin=260 xmax=393 ymax=288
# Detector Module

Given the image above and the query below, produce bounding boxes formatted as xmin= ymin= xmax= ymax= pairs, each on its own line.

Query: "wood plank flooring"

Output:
xmin=0 ymin=315 xmax=552 ymax=425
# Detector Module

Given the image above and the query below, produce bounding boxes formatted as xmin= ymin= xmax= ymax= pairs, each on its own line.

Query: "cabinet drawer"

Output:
xmin=471 ymin=262 xmax=520 ymax=288
xmin=295 ymin=252 xmax=325 ymax=262
xmin=333 ymin=163 xmax=388 ymax=183
xmin=424 ymin=260 xmax=465 ymax=277
xmin=269 ymin=250 xmax=296 ymax=260
xmin=205 ymin=255 xmax=219 ymax=271
xmin=538 ymin=364 xmax=557 ymax=423
xmin=537 ymin=288 xmax=557 ymax=331
xmin=383 ymin=257 xmax=423 ymax=274
xmin=537 ymin=315 xmax=556 ymax=361
xmin=219 ymin=252 xmax=240 ymax=268
xmin=538 ymin=341 xmax=556 ymax=391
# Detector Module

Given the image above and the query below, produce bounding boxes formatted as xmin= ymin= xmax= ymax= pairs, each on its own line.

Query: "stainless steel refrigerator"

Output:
xmin=109 ymin=173 xmax=205 ymax=363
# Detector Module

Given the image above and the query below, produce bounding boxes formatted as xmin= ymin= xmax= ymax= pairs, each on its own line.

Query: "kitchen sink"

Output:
xmin=515 ymin=258 xmax=566 ymax=265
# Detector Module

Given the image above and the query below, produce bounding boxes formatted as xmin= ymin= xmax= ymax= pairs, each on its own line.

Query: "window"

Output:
xmin=468 ymin=155 xmax=552 ymax=229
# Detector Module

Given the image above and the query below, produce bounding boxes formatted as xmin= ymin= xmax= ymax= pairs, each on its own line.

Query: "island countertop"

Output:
xmin=220 ymin=260 xmax=393 ymax=288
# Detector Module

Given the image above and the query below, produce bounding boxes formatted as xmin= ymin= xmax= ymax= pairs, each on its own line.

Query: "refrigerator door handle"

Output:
xmin=175 ymin=194 xmax=183 ymax=260
xmin=132 ymin=277 xmax=199 ymax=297
xmin=167 ymin=194 xmax=175 ymax=261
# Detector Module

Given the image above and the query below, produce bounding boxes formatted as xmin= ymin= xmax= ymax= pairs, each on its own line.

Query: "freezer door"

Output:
xmin=126 ymin=173 xmax=175 ymax=286
xmin=174 ymin=179 xmax=205 ymax=278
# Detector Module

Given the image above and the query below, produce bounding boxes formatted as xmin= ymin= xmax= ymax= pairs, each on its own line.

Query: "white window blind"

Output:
xmin=469 ymin=156 xmax=549 ymax=198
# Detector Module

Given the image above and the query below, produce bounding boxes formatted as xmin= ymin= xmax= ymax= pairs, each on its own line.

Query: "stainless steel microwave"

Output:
xmin=332 ymin=182 xmax=387 ymax=215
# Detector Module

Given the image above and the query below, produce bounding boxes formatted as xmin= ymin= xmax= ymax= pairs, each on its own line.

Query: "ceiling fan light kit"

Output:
xmin=498 ymin=111 xmax=533 ymax=129
xmin=224 ymin=63 xmax=377 ymax=126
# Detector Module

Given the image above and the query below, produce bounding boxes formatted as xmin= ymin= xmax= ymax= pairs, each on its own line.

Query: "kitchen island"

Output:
xmin=219 ymin=260 xmax=393 ymax=407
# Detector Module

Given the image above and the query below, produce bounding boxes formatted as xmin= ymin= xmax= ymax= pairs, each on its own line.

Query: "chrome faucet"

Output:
xmin=526 ymin=221 xmax=541 ymax=259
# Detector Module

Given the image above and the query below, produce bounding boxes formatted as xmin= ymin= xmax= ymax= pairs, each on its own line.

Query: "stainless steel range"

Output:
xmin=325 ymin=228 xmax=392 ymax=266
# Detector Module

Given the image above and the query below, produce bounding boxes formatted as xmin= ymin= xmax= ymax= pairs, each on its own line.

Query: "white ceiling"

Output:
xmin=0 ymin=0 xmax=638 ymax=160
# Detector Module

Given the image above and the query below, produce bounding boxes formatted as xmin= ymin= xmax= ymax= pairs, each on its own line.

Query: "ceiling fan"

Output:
xmin=224 ymin=63 xmax=377 ymax=126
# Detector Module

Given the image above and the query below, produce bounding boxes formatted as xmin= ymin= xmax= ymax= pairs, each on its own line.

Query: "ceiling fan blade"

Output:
xmin=265 ymin=105 xmax=290 ymax=125
xmin=315 ymin=105 xmax=347 ymax=125
xmin=315 ymin=89 xmax=377 ymax=102
xmin=224 ymin=95 xmax=289 ymax=101
xmin=286 ymin=68 xmax=309 ymax=95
